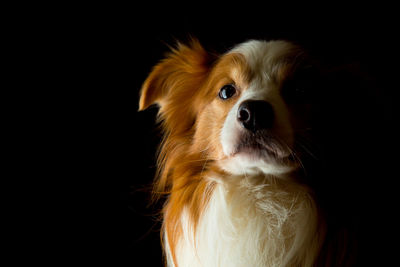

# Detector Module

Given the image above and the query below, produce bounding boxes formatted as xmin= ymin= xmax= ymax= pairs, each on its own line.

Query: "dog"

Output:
xmin=138 ymin=39 xmax=355 ymax=266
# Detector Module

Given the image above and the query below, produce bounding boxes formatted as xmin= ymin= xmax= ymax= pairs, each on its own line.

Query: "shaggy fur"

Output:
xmin=139 ymin=39 xmax=352 ymax=266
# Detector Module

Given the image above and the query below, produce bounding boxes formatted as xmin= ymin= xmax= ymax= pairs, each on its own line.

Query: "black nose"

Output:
xmin=237 ymin=100 xmax=274 ymax=132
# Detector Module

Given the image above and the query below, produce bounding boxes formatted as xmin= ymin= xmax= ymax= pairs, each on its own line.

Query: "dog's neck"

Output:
xmin=165 ymin=171 xmax=325 ymax=267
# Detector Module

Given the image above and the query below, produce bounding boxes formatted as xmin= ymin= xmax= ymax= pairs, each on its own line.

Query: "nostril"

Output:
xmin=238 ymin=108 xmax=250 ymax=122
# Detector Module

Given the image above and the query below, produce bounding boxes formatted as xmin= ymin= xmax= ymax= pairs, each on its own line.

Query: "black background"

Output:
xmin=34 ymin=4 xmax=398 ymax=266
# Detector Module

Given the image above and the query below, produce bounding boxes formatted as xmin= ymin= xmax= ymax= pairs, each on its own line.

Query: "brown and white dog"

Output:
xmin=139 ymin=39 xmax=348 ymax=266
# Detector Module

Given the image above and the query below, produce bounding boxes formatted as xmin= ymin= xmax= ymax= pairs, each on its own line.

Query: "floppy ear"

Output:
xmin=138 ymin=39 xmax=213 ymax=111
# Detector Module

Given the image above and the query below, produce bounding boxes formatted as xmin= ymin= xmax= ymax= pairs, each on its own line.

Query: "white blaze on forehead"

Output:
xmin=230 ymin=40 xmax=299 ymax=77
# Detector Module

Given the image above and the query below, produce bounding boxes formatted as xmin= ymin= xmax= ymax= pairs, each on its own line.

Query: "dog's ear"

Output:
xmin=139 ymin=39 xmax=214 ymax=111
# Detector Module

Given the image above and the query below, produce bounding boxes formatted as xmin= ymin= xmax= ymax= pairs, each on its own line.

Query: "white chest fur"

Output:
xmin=166 ymin=175 xmax=322 ymax=267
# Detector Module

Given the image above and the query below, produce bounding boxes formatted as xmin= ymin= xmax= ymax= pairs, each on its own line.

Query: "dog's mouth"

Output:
xmin=219 ymin=130 xmax=298 ymax=175
xmin=232 ymin=131 xmax=292 ymax=161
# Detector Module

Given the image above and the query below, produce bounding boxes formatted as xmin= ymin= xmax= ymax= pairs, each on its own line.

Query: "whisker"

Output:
xmin=275 ymin=136 xmax=307 ymax=175
xmin=295 ymin=140 xmax=320 ymax=160
xmin=295 ymin=134 xmax=318 ymax=147
xmin=294 ymin=135 xmax=321 ymax=161
xmin=289 ymin=147 xmax=306 ymax=172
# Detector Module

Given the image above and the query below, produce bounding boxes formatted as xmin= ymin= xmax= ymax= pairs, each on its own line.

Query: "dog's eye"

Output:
xmin=219 ymin=84 xmax=236 ymax=100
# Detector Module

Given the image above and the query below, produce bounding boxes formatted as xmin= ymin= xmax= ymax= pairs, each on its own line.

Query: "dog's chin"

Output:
xmin=220 ymin=141 xmax=297 ymax=177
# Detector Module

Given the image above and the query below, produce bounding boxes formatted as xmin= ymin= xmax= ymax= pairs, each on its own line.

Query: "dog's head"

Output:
xmin=139 ymin=39 xmax=318 ymax=178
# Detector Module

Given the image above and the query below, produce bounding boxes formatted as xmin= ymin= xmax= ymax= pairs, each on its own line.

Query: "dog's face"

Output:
xmin=140 ymin=40 xmax=316 ymax=177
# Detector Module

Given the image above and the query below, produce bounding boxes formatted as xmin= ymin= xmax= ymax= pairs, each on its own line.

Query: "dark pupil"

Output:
xmin=219 ymin=85 xmax=235 ymax=99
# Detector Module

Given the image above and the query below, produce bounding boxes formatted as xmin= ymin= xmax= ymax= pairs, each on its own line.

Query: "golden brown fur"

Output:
xmin=139 ymin=39 xmax=354 ymax=266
